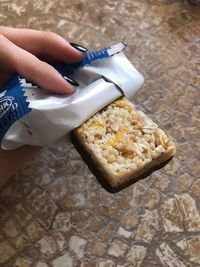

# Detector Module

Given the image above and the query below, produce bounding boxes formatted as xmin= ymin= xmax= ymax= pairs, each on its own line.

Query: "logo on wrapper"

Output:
xmin=0 ymin=75 xmax=31 ymax=143
xmin=0 ymin=96 xmax=18 ymax=119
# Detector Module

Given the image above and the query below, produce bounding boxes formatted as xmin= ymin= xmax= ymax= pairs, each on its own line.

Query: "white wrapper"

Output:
xmin=0 ymin=43 xmax=144 ymax=149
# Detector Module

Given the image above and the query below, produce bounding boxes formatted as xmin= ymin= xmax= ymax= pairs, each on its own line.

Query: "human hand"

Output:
xmin=0 ymin=26 xmax=87 ymax=94
xmin=0 ymin=27 xmax=87 ymax=188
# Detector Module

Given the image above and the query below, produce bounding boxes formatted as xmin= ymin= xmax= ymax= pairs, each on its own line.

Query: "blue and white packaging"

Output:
xmin=0 ymin=43 xmax=144 ymax=149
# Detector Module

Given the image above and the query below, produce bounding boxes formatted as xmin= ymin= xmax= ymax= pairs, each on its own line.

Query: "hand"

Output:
xmin=0 ymin=27 xmax=87 ymax=188
xmin=0 ymin=26 xmax=87 ymax=94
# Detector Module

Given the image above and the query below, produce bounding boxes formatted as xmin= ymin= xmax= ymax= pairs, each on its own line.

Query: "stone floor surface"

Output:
xmin=0 ymin=0 xmax=200 ymax=266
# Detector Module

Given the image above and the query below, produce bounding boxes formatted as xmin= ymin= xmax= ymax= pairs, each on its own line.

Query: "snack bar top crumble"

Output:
xmin=75 ymin=98 xmax=176 ymax=178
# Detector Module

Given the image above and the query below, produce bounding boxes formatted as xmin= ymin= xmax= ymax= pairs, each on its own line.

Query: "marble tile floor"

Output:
xmin=0 ymin=0 xmax=200 ymax=266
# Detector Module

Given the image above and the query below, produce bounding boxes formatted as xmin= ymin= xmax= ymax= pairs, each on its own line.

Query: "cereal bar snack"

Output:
xmin=71 ymin=97 xmax=176 ymax=193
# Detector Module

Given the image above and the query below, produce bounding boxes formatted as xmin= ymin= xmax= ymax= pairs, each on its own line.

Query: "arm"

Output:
xmin=0 ymin=146 xmax=40 ymax=188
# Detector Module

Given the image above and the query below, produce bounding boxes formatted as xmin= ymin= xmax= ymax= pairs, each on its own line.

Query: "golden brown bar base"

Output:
xmin=71 ymin=132 xmax=173 ymax=193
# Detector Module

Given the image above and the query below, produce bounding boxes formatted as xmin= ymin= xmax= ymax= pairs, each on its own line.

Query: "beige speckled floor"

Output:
xmin=0 ymin=0 xmax=200 ymax=266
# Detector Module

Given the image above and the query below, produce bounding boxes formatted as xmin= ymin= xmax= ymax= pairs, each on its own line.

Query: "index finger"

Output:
xmin=0 ymin=34 xmax=76 ymax=94
xmin=0 ymin=26 xmax=87 ymax=64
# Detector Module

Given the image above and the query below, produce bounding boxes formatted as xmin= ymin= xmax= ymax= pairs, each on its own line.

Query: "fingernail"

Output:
xmin=63 ymin=76 xmax=79 ymax=87
xmin=70 ymin=42 xmax=87 ymax=53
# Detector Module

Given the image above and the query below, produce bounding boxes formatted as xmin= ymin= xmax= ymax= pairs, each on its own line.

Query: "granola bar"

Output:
xmin=71 ymin=97 xmax=176 ymax=192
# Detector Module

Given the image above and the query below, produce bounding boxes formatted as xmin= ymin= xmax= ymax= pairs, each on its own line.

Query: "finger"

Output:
xmin=0 ymin=26 xmax=86 ymax=64
xmin=0 ymin=34 xmax=77 ymax=94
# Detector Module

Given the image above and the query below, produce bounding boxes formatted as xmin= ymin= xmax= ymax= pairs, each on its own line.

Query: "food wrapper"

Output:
xmin=0 ymin=43 xmax=144 ymax=150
